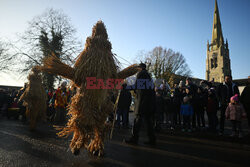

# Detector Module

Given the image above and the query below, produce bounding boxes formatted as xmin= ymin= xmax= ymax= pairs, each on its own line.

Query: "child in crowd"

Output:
xmin=206 ymin=88 xmax=219 ymax=132
xmin=225 ymin=94 xmax=246 ymax=138
xmin=11 ymin=98 xmax=19 ymax=108
xmin=180 ymin=96 xmax=193 ymax=132
xmin=154 ymin=88 xmax=164 ymax=131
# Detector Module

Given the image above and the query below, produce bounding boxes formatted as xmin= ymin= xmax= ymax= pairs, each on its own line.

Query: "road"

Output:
xmin=0 ymin=117 xmax=249 ymax=167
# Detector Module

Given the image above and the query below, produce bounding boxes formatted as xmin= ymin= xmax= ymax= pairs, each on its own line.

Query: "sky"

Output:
xmin=0 ymin=0 xmax=250 ymax=86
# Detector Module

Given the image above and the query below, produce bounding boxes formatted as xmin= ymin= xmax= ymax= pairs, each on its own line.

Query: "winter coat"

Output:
xmin=241 ymin=85 xmax=250 ymax=113
xmin=206 ymin=96 xmax=218 ymax=113
xmin=225 ymin=103 xmax=246 ymax=121
xmin=0 ymin=91 xmax=8 ymax=107
xmin=155 ymin=94 xmax=164 ymax=114
xmin=180 ymin=103 xmax=193 ymax=116
xmin=186 ymin=83 xmax=198 ymax=97
xmin=134 ymin=69 xmax=155 ymax=115
xmin=53 ymin=88 xmax=69 ymax=108
xmin=173 ymin=88 xmax=182 ymax=106
xmin=117 ymin=89 xmax=132 ymax=110
xmin=195 ymin=92 xmax=206 ymax=111
xmin=217 ymin=82 xmax=239 ymax=106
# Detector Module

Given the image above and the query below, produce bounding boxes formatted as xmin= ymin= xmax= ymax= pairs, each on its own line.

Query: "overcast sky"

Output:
xmin=0 ymin=0 xmax=250 ymax=86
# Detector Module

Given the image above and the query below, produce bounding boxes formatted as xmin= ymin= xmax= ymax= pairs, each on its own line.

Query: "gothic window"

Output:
xmin=211 ymin=53 xmax=218 ymax=69
xmin=211 ymin=59 xmax=214 ymax=68
xmin=214 ymin=57 xmax=217 ymax=68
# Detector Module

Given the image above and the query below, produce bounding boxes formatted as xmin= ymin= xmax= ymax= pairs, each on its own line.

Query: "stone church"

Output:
xmin=206 ymin=0 xmax=231 ymax=83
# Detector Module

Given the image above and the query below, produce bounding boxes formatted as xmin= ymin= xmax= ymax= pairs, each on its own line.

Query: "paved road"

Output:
xmin=0 ymin=118 xmax=249 ymax=167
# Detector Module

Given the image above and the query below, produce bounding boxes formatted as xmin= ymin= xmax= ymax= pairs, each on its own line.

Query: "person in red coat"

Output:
xmin=206 ymin=88 xmax=219 ymax=132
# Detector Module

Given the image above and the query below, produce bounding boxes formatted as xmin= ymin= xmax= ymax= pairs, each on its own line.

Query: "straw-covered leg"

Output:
xmin=87 ymin=128 xmax=104 ymax=156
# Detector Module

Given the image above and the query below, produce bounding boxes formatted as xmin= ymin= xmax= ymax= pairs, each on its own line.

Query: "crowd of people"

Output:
xmin=0 ymin=65 xmax=249 ymax=143
xmin=0 ymin=81 xmax=76 ymax=126
xmin=116 ymin=64 xmax=250 ymax=145
xmin=152 ymin=76 xmax=248 ymax=138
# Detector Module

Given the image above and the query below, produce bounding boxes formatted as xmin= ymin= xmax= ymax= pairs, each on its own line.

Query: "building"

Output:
xmin=0 ymin=85 xmax=22 ymax=91
xmin=206 ymin=0 xmax=231 ymax=83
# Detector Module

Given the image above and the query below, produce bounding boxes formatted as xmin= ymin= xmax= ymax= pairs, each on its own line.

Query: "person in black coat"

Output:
xmin=186 ymin=78 xmax=199 ymax=129
xmin=0 ymin=89 xmax=8 ymax=116
xmin=155 ymin=88 xmax=164 ymax=131
xmin=196 ymin=87 xmax=206 ymax=128
xmin=116 ymin=83 xmax=132 ymax=128
xmin=206 ymin=88 xmax=219 ymax=132
xmin=172 ymin=86 xmax=183 ymax=126
xmin=126 ymin=63 xmax=156 ymax=145
xmin=216 ymin=75 xmax=239 ymax=134
xmin=240 ymin=76 xmax=250 ymax=130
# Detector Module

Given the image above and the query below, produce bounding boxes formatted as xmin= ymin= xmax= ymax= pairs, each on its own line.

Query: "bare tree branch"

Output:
xmin=136 ymin=46 xmax=192 ymax=84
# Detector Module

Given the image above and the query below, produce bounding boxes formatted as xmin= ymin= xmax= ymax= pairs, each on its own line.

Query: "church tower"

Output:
xmin=206 ymin=0 xmax=231 ymax=83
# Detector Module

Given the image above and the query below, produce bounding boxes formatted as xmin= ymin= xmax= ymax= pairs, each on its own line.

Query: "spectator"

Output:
xmin=196 ymin=87 xmax=206 ymax=128
xmin=51 ymin=82 xmax=69 ymax=124
xmin=155 ymin=87 xmax=164 ymax=131
xmin=240 ymin=76 xmax=250 ymax=132
xmin=126 ymin=63 xmax=156 ymax=145
xmin=186 ymin=77 xmax=198 ymax=130
xmin=225 ymin=94 xmax=246 ymax=138
xmin=171 ymin=84 xmax=182 ymax=128
xmin=180 ymin=96 xmax=194 ymax=132
xmin=47 ymin=89 xmax=55 ymax=121
xmin=116 ymin=83 xmax=132 ymax=128
xmin=17 ymin=83 xmax=28 ymax=122
xmin=0 ymin=89 xmax=8 ymax=116
xmin=184 ymin=87 xmax=192 ymax=102
xmin=217 ymin=75 xmax=239 ymax=135
xmin=206 ymin=88 xmax=219 ymax=132
xmin=160 ymin=80 xmax=171 ymax=93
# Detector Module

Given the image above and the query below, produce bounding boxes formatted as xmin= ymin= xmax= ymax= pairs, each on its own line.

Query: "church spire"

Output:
xmin=212 ymin=0 xmax=224 ymax=47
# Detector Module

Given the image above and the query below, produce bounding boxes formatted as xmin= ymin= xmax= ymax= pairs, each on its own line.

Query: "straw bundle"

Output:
xmin=39 ymin=21 xmax=139 ymax=156
xmin=19 ymin=67 xmax=47 ymax=130
xmin=117 ymin=64 xmax=139 ymax=79
xmin=39 ymin=53 xmax=75 ymax=81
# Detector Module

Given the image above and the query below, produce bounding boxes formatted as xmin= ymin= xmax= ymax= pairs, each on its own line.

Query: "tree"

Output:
xmin=1 ymin=8 xmax=81 ymax=89
xmin=137 ymin=46 xmax=192 ymax=86
xmin=0 ymin=40 xmax=9 ymax=71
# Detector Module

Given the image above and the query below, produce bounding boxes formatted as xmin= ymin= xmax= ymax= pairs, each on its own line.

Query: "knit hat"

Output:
xmin=230 ymin=94 xmax=239 ymax=102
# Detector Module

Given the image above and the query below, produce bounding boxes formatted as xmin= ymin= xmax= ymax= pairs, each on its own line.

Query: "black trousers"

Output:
xmin=207 ymin=112 xmax=218 ymax=131
xmin=220 ymin=105 xmax=227 ymax=132
xmin=192 ymin=106 xmax=197 ymax=128
xmin=196 ymin=108 xmax=205 ymax=127
xmin=247 ymin=111 xmax=250 ymax=127
xmin=183 ymin=115 xmax=191 ymax=129
xmin=132 ymin=113 xmax=155 ymax=142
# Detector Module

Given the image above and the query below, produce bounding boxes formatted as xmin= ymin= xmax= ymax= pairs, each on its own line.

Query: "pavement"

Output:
xmin=0 ymin=116 xmax=249 ymax=167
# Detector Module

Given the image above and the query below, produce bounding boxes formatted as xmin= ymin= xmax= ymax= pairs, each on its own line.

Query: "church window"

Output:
xmin=214 ymin=57 xmax=217 ymax=68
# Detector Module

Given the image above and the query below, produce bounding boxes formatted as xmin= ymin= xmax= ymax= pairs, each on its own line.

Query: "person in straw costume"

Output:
xmin=39 ymin=21 xmax=139 ymax=156
xmin=19 ymin=67 xmax=47 ymax=131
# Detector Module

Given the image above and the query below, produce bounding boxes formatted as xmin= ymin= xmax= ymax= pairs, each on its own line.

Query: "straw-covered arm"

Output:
xmin=38 ymin=54 xmax=75 ymax=81
xmin=117 ymin=64 xmax=139 ymax=79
